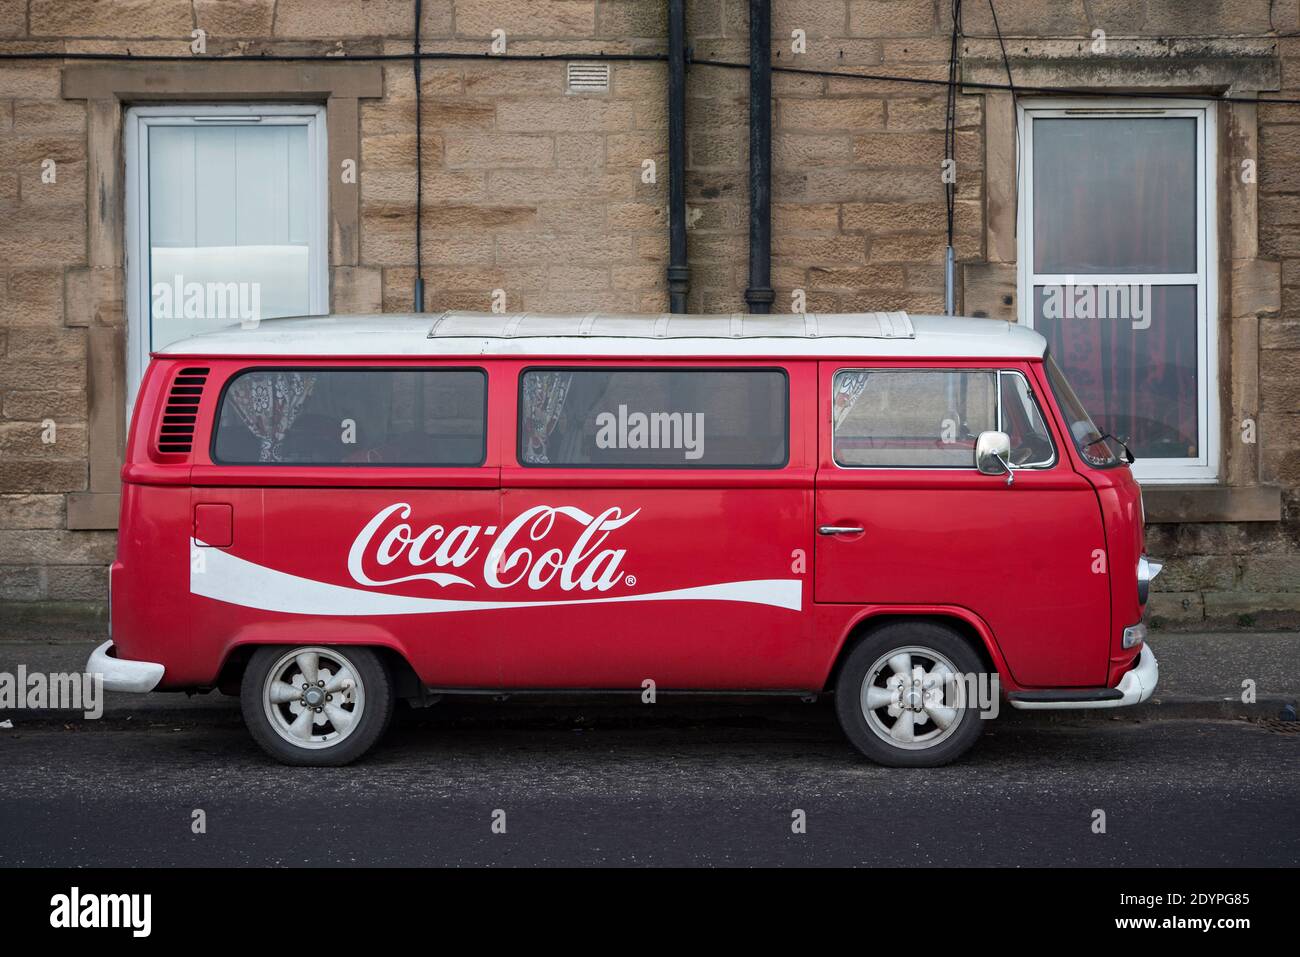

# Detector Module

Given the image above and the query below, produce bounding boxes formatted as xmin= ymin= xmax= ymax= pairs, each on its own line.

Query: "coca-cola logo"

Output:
xmin=347 ymin=503 xmax=640 ymax=593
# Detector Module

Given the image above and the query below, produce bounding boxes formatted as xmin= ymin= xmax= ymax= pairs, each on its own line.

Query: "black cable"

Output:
xmin=413 ymin=0 xmax=424 ymax=312
xmin=960 ymin=32 xmax=1298 ymax=40
xmin=942 ymin=0 xmax=963 ymax=315
xmin=0 ymin=50 xmax=667 ymax=63
xmin=986 ymin=1 xmax=1018 ymax=109
xmin=690 ymin=57 xmax=1300 ymax=107
xmin=4 ymin=47 xmax=1300 ymax=108
xmin=944 ymin=0 xmax=962 ymax=250
xmin=986 ymin=0 xmax=1020 ymax=220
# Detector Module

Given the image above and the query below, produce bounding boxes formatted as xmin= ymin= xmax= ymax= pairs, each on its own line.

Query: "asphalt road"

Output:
xmin=2 ymin=700 xmax=1296 ymax=867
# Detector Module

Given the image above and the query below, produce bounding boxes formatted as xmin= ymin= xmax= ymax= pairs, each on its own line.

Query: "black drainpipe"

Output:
xmin=667 ymin=0 xmax=689 ymax=313
xmin=744 ymin=0 xmax=774 ymax=314
xmin=412 ymin=0 xmax=425 ymax=312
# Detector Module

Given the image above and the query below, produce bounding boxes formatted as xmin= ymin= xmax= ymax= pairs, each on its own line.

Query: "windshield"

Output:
xmin=1044 ymin=353 xmax=1125 ymax=469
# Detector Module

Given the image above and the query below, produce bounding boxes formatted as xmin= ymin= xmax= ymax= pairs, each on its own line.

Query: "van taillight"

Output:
xmin=157 ymin=366 xmax=209 ymax=454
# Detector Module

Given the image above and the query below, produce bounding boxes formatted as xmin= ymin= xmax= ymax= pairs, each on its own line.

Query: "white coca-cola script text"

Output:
xmin=347 ymin=503 xmax=639 ymax=592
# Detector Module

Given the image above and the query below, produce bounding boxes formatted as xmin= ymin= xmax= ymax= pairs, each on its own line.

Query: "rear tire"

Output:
xmin=834 ymin=622 xmax=989 ymax=767
xmin=240 ymin=645 xmax=394 ymax=766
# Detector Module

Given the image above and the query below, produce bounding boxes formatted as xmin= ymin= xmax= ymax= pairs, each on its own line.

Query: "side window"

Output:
xmin=832 ymin=369 xmax=1055 ymax=469
xmin=833 ymin=370 xmax=995 ymax=468
xmin=519 ymin=368 xmax=788 ymax=468
xmin=212 ymin=368 xmax=486 ymax=466
xmin=998 ymin=371 xmax=1056 ymax=467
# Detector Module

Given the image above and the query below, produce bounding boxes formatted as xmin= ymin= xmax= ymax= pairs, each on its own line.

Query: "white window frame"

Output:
xmin=124 ymin=103 xmax=329 ymax=411
xmin=1017 ymin=99 xmax=1219 ymax=484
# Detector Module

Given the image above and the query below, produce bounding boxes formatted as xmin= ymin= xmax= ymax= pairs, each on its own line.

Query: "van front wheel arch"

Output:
xmin=833 ymin=621 xmax=988 ymax=767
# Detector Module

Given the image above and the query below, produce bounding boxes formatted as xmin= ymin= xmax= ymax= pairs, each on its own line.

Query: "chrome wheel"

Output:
xmin=860 ymin=645 xmax=967 ymax=751
xmin=262 ymin=647 xmax=365 ymax=751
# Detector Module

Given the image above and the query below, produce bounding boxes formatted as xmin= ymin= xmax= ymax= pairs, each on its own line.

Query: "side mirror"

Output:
xmin=975 ymin=430 xmax=1014 ymax=485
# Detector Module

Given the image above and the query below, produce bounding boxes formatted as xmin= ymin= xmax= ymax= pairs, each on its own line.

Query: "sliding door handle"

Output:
xmin=818 ymin=525 xmax=864 ymax=536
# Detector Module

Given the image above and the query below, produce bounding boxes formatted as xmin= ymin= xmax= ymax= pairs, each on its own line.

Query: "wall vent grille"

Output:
xmin=567 ymin=62 xmax=611 ymax=94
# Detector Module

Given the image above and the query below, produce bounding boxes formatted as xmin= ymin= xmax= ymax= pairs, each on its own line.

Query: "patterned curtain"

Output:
xmin=832 ymin=372 xmax=871 ymax=429
xmin=1040 ymin=293 xmax=1197 ymax=459
xmin=521 ymin=372 xmax=573 ymax=464
xmin=226 ymin=372 xmax=318 ymax=462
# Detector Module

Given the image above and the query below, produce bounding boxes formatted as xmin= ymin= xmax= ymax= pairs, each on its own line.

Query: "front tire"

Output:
xmin=834 ymin=622 xmax=988 ymax=767
xmin=240 ymin=645 xmax=394 ymax=766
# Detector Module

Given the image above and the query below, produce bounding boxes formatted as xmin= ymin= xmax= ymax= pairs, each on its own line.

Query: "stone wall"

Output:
xmin=0 ymin=0 xmax=1297 ymax=627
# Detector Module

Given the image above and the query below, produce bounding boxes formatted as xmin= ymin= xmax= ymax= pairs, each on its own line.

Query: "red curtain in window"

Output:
xmin=1041 ymin=303 xmax=1198 ymax=458
xmin=1033 ymin=119 xmax=1199 ymax=459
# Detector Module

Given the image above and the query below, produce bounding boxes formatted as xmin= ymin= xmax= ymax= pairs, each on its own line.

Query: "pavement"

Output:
xmin=2 ymin=623 xmax=1297 ymax=866
xmin=1 ymin=623 xmax=1296 ymax=723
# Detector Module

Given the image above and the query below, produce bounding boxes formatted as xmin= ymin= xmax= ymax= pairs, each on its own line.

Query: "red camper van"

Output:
xmin=90 ymin=311 xmax=1160 ymax=766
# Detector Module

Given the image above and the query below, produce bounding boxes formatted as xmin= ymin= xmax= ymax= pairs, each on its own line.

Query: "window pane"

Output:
xmin=1032 ymin=116 xmax=1197 ymax=274
xmin=519 ymin=369 xmax=788 ymax=468
xmin=833 ymin=370 xmax=996 ymax=468
xmin=149 ymin=123 xmax=314 ymax=352
xmin=999 ymin=372 xmax=1056 ymax=467
xmin=1035 ymin=285 xmax=1199 ymax=459
xmin=213 ymin=369 xmax=486 ymax=466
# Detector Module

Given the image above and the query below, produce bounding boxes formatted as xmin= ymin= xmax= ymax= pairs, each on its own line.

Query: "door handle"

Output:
xmin=818 ymin=525 xmax=864 ymax=536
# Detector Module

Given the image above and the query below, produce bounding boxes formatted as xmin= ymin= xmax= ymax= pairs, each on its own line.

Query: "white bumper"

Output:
xmin=1010 ymin=644 xmax=1159 ymax=710
xmin=87 ymin=640 xmax=165 ymax=693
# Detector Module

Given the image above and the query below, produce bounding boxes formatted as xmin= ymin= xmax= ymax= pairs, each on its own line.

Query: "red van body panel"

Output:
xmin=114 ymin=349 xmax=1146 ymax=697
xmin=1092 ymin=468 xmax=1147 ymax=685
xmin=111 ymin=362 xmax=193 ymax=675
xmin=1028 ymin=360 xmax=1148 ymax=687
xmin=813 ymin=359 xmax=1111 ymax=688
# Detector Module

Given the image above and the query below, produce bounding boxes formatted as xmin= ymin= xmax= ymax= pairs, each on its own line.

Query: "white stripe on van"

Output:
xmin=189 ymin=540 xmax=802 ymax=616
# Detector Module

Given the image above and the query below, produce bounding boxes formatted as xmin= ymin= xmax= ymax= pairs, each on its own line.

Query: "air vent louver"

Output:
xmin=566 ymin=62 xmax=610 ymax=94
xmin=157 ymin=366 xmax=208 ymax=454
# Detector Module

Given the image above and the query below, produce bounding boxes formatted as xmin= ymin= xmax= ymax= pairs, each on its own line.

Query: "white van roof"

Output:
xmin=157 ymin=311 xmax=1048 ymax=359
